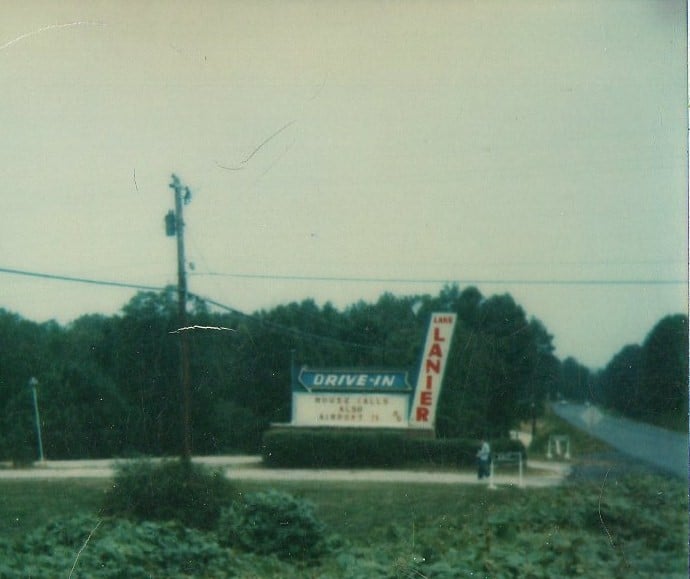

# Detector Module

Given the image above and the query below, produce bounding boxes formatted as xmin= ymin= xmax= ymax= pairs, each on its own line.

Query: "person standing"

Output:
xmin=477 ymin=439 xmax=491 ymax=479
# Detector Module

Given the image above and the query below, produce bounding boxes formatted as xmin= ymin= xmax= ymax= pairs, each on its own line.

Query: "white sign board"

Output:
xmin=408 ymin=313 xmax=457 ymax=429
xmin=292 ymin=392 xmax=409 ymax=428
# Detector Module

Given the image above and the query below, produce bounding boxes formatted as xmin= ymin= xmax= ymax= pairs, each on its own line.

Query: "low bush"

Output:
xmin=218 ymin=489 xmax=329 ymax=562
xmin=262 ymin=429 xmax=525 ymax=468
xmin=101 ymin=458 xmax=235 ymax=530
xmin=262 ymin=429 xmax=403 ymax=468
xmin=0 ymin=514 xmax=297 ymax=578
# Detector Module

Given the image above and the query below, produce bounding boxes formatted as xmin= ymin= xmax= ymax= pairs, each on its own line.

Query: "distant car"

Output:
xmin=559 ymin=399 xmax=568 ymax=405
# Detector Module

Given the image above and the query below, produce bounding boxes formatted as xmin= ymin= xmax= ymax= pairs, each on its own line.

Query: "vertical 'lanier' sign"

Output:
xmin=408 ymin=313 xmax=457 ymax=429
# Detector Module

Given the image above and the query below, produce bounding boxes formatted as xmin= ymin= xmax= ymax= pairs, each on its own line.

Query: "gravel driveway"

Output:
xmin=0 ymin=455 xmax=570 ymax=488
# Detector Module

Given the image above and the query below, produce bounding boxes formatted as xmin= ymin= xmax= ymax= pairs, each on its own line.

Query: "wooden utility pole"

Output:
xmin=168 ymin=174 xmax=192 ymax=460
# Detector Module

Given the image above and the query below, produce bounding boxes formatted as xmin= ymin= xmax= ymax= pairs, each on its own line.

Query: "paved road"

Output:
xmin=552 ymin=403 xmax=688 ymax=478
xmin=0 ymin=455 xmax=570 ymax=488
xmin=222 ymin=460 xmax=569 ymax=488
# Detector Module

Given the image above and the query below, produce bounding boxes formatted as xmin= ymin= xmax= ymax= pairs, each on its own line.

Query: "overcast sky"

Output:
xmin=1 ymin=1 xmax=687 ymax=369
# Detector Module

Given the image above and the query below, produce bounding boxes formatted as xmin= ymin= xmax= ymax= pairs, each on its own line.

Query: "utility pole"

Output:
xmin=167 ymin=174 xmax=193 ymax=460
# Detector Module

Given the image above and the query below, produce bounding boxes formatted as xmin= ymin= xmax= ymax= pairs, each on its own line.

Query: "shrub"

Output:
xmin=262 ymin=429 xmax=405 ymax=468
xmin=218 ymin=490 xmax=329 ymax=562
xmin=0 ymin=514 xmax=300 ymax=578
xmin=402 ymin=437 xmax=478 ymax=467
xmin=262 ymin=429 xmax=525 ymax=468
xmin=101 ymin=458 xmax=235 ymax=530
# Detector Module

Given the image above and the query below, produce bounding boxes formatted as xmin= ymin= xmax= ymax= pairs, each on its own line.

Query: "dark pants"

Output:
xmin=477 ymin=458 xmax=490 ymax=479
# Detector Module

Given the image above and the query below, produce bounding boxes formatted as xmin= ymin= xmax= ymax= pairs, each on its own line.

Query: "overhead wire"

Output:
xmin=182 ymin=223 xmax=393 ymax=351
xmin=194 ymin=293 xmax=405 ymax=354
xmin=0 ymin=266 xmax=165 ymax=292
xmin=0 ymin=265 xmax=401 ymax=353
xmin=190 ymin=270 xmax=685 ymax=286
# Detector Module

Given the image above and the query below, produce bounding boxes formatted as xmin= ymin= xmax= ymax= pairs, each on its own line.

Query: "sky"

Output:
xmin=0 ymin=1 xmax=687 ymax=369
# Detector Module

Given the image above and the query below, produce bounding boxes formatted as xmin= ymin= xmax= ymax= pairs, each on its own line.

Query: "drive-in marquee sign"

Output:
xmin=290 ymin=313 xmax=456 ymax=431
xmin=298 ymin=369 xmax=411 ymax=391
xmin=290 ymin=392 xmax=410 ymax=428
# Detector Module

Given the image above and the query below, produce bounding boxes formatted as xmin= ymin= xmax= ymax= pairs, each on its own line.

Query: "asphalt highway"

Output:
xmin=552 ymin=402 xmax=688 ymax=478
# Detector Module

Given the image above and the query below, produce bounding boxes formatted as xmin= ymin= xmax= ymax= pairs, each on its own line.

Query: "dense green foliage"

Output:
xmin=101 ymin=459 xmax=235 ymax=530
xmin=218 ymin=489 xmax=329 ymax=561
xmin=0 ymin=515 xmax=295 ymax=578
xmin=0 ymin=472 xmax=685 ymax=577
xmin=262 ymin=429 xmax=525 ymax=468
xmin=394 ymin=474 xmax=687 ymax=579
xmin=0 ymin=286 xmax=685 ymax=460
xmin=593 ymin=314 xmax=688 ymax=430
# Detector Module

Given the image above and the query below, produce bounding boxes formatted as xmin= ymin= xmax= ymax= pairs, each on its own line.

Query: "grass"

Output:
xmin=0 ymin=477 xmax=505 ymax=545
xmin=0 ymin=477 xmax=688 ymax=577
xmin=236 ymin=480 xmax=505 ymax=542
xmin=0 ymin=479 xmax=107 ymax=540
xmin=0 ymin=475 xmax=686 ymax=577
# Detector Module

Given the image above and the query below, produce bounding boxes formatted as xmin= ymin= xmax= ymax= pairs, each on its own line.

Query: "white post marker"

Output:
xmin=547 ymin=435 xmax=571 ymax=460
xmin=490 ymin=452 xmax=524 ymax=489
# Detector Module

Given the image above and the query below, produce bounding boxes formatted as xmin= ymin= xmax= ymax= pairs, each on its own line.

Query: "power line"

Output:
xmin=196 ymin=294 xmax=405 ymax=353
xmin=0 ymin=266 xmax=166 ymax=292
xmin=0 ymin=265 xmax=400 ymax=353
xmin=3 ymin=265 xmax=682 ymax=292
xmin=191 ymin=271 xmax=686 ymax=287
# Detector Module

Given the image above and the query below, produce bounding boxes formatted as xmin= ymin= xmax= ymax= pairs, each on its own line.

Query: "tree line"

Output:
xmin=0 ymin=285 xmax=685 ymax=461
xmin=546 ymin=314 xmax=688 ymax=432
xmin=593 ymin=313 xmax=687 ymax=430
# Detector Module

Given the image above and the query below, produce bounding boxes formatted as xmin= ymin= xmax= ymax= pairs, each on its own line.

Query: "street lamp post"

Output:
xmin=28 ymin=377 xmax=45 ymax=463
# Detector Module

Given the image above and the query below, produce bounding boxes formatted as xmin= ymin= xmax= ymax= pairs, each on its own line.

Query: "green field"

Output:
xmin=0 ymin=471 xmax=687 ymax=577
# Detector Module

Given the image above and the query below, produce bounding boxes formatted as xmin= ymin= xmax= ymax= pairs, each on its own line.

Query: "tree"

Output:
xmin=40 ymin=361 xmax=127 ymax=458
xmin=639 ymin=314 xmax=688 ymax=428
xmin=0 ymin=311 xmax=58 ymax=462
xmin=0 ymin=284 xmax=579 ymax=458
xmin=559 ymin=357 xmax=592 ymax=404
xmin=437 ymin=291 xmax=550 ymax=439
xmin=594 ymin=314 xmax=688 ymax=430
xmin=596 ymin=346 xmax=642 ymax=416
xmin=111 ymin=290 xmax=182 ymax=455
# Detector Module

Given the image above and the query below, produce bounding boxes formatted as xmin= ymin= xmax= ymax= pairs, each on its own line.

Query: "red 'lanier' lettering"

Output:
xmin=416 ymin=407 xmax=429 ymax=421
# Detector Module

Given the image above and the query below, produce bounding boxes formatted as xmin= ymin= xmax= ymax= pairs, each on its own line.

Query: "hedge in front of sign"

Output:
xmin=261 ymin=429 xmax=525 ymax=469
